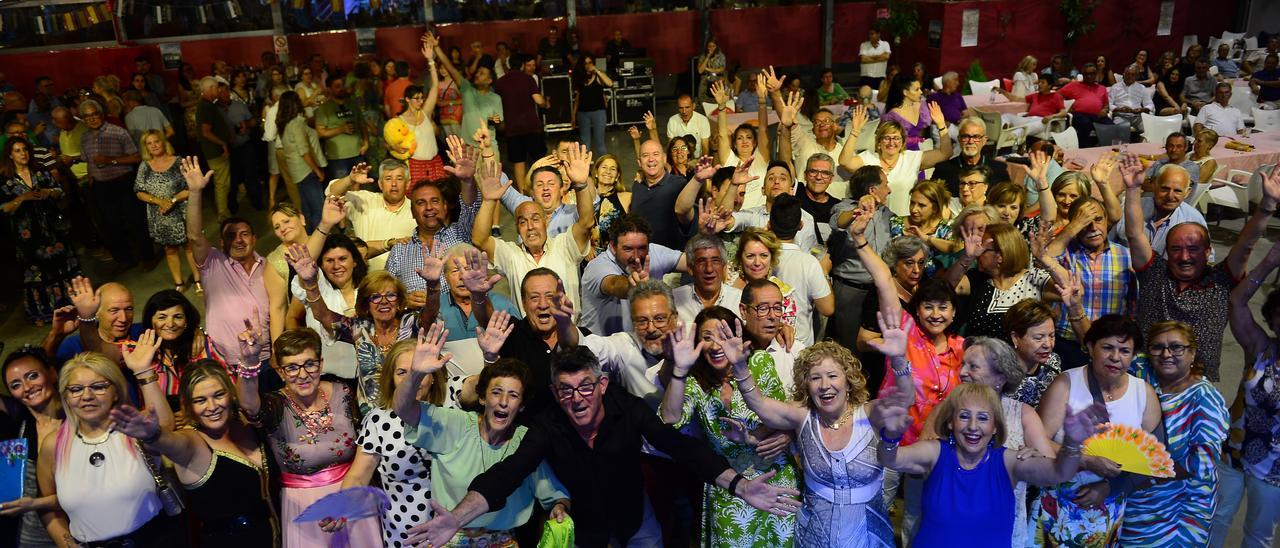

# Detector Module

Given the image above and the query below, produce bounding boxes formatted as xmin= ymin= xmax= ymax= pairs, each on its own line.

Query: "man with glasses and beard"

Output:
xmin=932 ymin=117 xmax=1009 ymax=197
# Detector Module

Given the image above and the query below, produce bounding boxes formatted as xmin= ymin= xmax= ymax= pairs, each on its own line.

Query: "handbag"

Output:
xmin=134 ymin=439 xmax=186 ymax=516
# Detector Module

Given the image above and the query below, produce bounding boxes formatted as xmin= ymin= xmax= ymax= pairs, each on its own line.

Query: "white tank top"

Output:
xmin=404 ymin=112 xmax=439 ymax=161
xmin=1060 ymin=366 xmax=1148 ymax=441
xmin=55 ymin=430 xmax=162 ymax=542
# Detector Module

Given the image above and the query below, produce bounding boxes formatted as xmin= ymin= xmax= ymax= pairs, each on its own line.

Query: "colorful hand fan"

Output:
xmin=295 ymin=486 xmax=390 ymax=548
xmin=1081 ymin=423 xmax=1175 ymax=478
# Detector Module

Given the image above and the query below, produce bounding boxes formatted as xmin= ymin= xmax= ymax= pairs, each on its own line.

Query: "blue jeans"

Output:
xmin=296 ymin=173 xmax=324 ymax=233
xmin=326 ymin=155 xmax=364 ymax=183
xmin=578 ymin=109 xmax=608 ymax=156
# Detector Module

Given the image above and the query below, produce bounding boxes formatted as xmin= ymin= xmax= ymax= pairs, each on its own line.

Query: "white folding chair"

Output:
xmin=1209 ymin=65 xmax=1220 ymax=77
xmin=1220 ymin=31 xmax=1244 ymax=41
xmin=976 ymin=110 xmax=1025 ymax=154
xmin=1209 ymin=37 xmax=1222 ymax=56
xmin=1050 ymin=127 xmax=1079 ymax=150
xmin=854 ymin=119 xmax=879 ymax=152
xmin=1245 ymin=36 xmax=1259 ymax=50
xmin=1253 ymin=108 xmax=1280 ymax=132
xmin=1182 ymin=35 xmax=1200 ymax=55
xmin=968 ymin=79 xmax=1001 ymax=97
xmin=933 ymin=76 xmax=943 ymax=90
xmin=1140 ymin=113 xmax=1184 ymax=144
xmin=1204 ymin=165 xmax=1273 ymax=225
xmin=1188 ymin=165 xmax=1227 ymax=208
xmin=1228 ymin=87 xmax=1256 ymax=124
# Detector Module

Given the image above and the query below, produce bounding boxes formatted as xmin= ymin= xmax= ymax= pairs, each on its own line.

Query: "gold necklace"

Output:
xmin=820 ymin=407 xmax=854 ymax=430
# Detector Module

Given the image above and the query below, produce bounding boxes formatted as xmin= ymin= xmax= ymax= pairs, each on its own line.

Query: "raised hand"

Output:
xmin=848 ymin=200 xmax=874 ymax=237
xmin=867 ymin=311 xmax=909 ymax=358
xmin=320 ymin=195 xmax=348 ymax=230
xmin=50 ymin=305 xmax=79 ymax=336
xmin=709 ymin=319 xmax=750 ymax=370
xmin=67 ymin=276 xmax=99 ymax=320
xmin=736 ymin=470 xmax=801 ymax=516
xmin=1090 ymin=152 xmax=1119 ymax=185
xmin=779 ymin=91 xmax=803 ymax=127
xmin=458 ymin=247 xmax=502 ymax=295
xmin=732 ymin=157 xmax=758 ymax=187
xmin=754 ymin=72 xmax=768 ymax=96
xmin=868 ymin=384 xmax=913 ymax=438
xmin=849 ymin=104 xmax=869 ymax=137
xmin=628 ymin=125 xmax=641 ymax=140
xmin=348 ymin=162 xmax=373 ymax=186
xmin=476 ymin=310 xmax=515 ymax=357
xmin=564 ymin=143 xmax=593 ymax=187
xmin=411 ymin=321 xmax=451 ymax=374
xmin=420 ymin=32 xmax=439 ymax=58
xmin=927 ymin=101 xmax=946 ymax=129
xmin=643 ymin=111 xmax=656 ymax=131
xmin=284 ymin=243 xmax=319 ymax=283
xmin=664 ymin=324 xmax=706 ymax=378
xmin=1062 ymin=401 xmax=1108 ymax=446
xmin=179 ymin=156 xmax=212 ymax=192
xmin=960 ymin=222 xmax=987 ymax=259
xmin=710 ymin=80 xmax=729 ymax=108
xmin=626 ymin=253 xmax=650 ymax=286
xmin=692 ymin=155 xmax=717 ymax=181
xmin=1118 ymin=152 xmax=1145 ymax=190
xmin=121 ymin=329 xmax=161 ymax=374
xmin=107 ymin=405 xmax=160 ymax=442
xmin=762 ymin=66 xmax=785 ymax=93
xmin=443 ymin=134 xmax=480 ymax=180
xmin=1029 ymin=149 xmax=1051 ymax=187
xmin=475 ymin=156 xmax=511 ymax=201
xmin=416 ymin=240 xmax=446 ymax=283
xmin=1055 ymin=269 xmax=1083 ymax=311
xmin=237 ymin=316 xmax=268 ymax=366
xmin=472 ymin=125 xmax=492 ymax=152
xmin=549 ymin=284 xmax=576 ymax=328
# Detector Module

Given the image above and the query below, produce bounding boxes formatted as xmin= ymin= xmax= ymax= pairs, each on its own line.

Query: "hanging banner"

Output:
xmin=1157 ymin=1 xmax=1174 ymax=36
xmin=356 ymin=28 xmax=376 ymax=55
xmin=160 ymin=42 xmax=182 ymax=71
xmin=961 ymin=9 xmax=979 ymax=47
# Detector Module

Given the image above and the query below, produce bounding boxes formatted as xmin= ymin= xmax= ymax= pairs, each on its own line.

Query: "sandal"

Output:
xmin=175 ymin=283 xmax=186 ymax=293
xmin=194 ymin=282 xmax=204 ymax=295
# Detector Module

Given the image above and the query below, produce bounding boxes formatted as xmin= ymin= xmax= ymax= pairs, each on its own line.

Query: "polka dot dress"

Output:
xmin=359 ymin=408 xmax=433 ymax=547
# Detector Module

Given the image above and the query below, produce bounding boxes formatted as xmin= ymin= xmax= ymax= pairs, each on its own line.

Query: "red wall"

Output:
xmin=0 ymin=0 xmax=1236 ymax=99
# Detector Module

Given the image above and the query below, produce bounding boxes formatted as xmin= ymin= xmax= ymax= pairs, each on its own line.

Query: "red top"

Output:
xmin=1059 ymin=81 xmax=1108 ymax=116
xmin=880 ymin=309 xmax=964 ymax=446
xmin=1027 ymin=92 xmax=1065 ymax=118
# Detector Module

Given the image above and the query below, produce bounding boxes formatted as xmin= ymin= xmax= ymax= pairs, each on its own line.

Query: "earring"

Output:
xmin=948 ymin=434 xmax=956 ymax=447
xmin=988 ymin=438 xmax=995 ymax=449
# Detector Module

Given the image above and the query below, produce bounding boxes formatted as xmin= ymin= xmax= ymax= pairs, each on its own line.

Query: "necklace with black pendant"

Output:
xmin=77 ymin=429 xmax=112 ymax=467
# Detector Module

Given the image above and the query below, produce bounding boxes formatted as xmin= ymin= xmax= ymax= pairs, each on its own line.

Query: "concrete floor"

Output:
xmin=1 ymin=99 xmax=1276 ymax=546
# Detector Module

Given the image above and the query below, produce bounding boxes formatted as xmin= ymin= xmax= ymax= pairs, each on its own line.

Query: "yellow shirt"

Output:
xmin=330 ymin=187 xmax=417 ymax=271
xmin=59 ymin=122 xmax=89 ymax=180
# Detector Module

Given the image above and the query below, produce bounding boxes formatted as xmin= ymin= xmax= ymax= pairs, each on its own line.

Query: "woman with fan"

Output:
xmin=109 ymin=360 xmax=281 ymax=546
xmin=35 ymin=342 xmax=178 ymax=547
xmin=1116 ymin=321 xmax=1228 ymax=545
xmin=1030 ymin=315 xmax=1163 ymax=547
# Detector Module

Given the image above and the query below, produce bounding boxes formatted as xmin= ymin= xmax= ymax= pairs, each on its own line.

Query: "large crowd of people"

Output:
xmin=0 ymin=23 xmax=1277 ymax=548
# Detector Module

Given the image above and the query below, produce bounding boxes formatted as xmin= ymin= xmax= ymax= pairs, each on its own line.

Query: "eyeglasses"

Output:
xmin=959 ymin=181 xmax=987 ymax=188
xmin=65 ymin=381 xmax=113 ymax=399
xmin=555 ymin=380 xmax=602 ymax=401
xmin=671 ymin=145 xmax=689 ymax=152
xmin=805 ymin=169 xmax=834 ymax=178
xmin=749 ymin=303 xmax=786 ymax=317
xmin=632 ymin=314 xmax=670 ymax=329
xmin=959 ymin=134 xmax=985 ymax=141
xmin=280 ymin=359 xmax=323 ymax=377
xmin=1149 ymin=344 xmax=1191 ymax=357
xmin=880 ymin=136 xmax=904 ymax=143
xmin=368 ymin=292 xmax=399 ymax=303
xmin=81 ymin=111 xmax=103 ymax=119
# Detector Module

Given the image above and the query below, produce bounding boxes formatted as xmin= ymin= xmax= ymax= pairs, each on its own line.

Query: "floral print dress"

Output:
xmin=670 ymin=351 xmax=798 ymax=546
xmin=0 ymin=170 xmax=79 ymax=323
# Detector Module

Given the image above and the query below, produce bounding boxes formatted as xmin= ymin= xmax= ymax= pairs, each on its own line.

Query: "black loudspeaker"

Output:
xmin=612 ymin=91 xmax=655 ymax=126
xmin=541 ymin=75 xmax=575 ymax=132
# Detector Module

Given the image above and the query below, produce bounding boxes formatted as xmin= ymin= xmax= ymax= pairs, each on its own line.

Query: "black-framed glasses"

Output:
xmin=555 ymin=380 xmax=602 ymax=401
xmin=281 ymin=359 xmax=322 ymax=377
xmin=750 ymin=303 xmax=786 ymax=317
xmin=959 ymin=181 xmax=988 ymax=188
xmin=1149 ymin=344 xmax=1191 ymax=357
xmin=959 ymin=134 xmax=985 ymax=141
xmin=805 ymin=169 xmax=834 ymax=178
xmin=368 ymin=292 xmax=399 ymax=304
xmin=633 ymin=314 xmax=671 ymax=330
xmin=64 ymin=381 xmax=113 ymax=398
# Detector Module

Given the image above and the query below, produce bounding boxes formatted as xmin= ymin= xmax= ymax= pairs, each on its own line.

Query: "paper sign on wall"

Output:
xmin=159 ymin=43 xmax=181 ymax=70
xmin=961 ymin=9 xmax=979 ymax=47
xmin=1157 ymin=1 xmax=1174 ymax=36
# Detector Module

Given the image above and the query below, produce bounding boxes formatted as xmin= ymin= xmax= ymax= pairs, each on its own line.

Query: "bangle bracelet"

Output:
xmin=878 ymin=426 xmax=904 ymax=445
xmin=77 ymin=314 xmax=98 ymax=323
xmin=738 ymin=381 xmax=758 ymax=395
xmin=1069 ymin=313 xmax=1086 ymax=322
xmin=854 ymin=239 xmax=870 ymax=250
xmin=727 ymin=472 xmax=745 ymax=495
xmin=671 ymin=371 xmax=689 ymax=380
xmin=135 ymin=374 xmax=159 ymax=387
xmin=316 ymin=228 xmax=329 ymax=236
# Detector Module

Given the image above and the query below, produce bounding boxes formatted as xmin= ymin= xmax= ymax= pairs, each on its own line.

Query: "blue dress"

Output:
xmin=913 ymin=443 xmax=1014 ymax=548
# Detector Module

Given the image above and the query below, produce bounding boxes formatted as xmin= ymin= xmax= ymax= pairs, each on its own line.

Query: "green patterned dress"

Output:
xmin=670 ymin=351 xmax=799 ymax=547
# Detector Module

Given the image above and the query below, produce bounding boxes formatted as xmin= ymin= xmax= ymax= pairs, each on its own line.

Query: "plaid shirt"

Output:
xmin=80 ymin=122 xmax=137 ymax=181
xmin=1055 ymin=239 xmax=1136 ymax=340
xmin=384 ymin=194 xmax=481 ymax=291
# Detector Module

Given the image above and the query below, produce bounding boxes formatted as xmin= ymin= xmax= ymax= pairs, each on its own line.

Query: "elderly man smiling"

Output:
xmin=326 ymin=159 xmax=419 ymax=270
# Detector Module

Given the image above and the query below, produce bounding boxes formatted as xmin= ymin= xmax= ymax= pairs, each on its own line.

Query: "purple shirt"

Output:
xmin=80 ymin=122 xmax=137 ymax=181
xmin=928 ymin=91 xmax=966 ymax=125
xmin=881 ymin=102 xmax=933 ymax=151
xmin=197 ymin=248 xmax=270 ymax=361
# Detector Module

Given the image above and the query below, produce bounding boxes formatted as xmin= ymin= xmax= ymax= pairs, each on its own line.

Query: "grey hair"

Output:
xmin=942 ymin=71 xmax=960 ymax=83
xmin=963 ymin=337 xmax=1026 ymax=396
xmin=684 ymin=233 xmax=729 ymax=264
xmin=199 ymin=76 xmax=219 ymax=94
xmin=78 ymin=99 xmax=104 ymax=114
xmin=443 ymin=242 xmax=480 ymax=269
xmin=378 ymin=158 xmax=408 ymax=180
xmin=628 ymin=279 xmax=676 ymax=317
xmin=881 ymin=236 xmax=932 ymax=266
xmin=805 ymin=152 xmax=835 ymax=171
xmin=950 ymin=204 xmax=999 ymax=234
xmin=1154 ymin=163 xmax=1191 ymax=188
xmin=958 ymin=116 xmax=986 ymax=135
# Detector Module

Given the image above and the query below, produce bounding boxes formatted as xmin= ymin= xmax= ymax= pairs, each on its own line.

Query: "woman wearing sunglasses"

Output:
xmin=288 ymin=243 xmax=439 ymax=415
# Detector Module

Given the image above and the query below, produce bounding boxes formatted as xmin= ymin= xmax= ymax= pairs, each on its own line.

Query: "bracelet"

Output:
xmin=727 ymin=472 xmax=745 ymax=495
xmin=305 ymin=294 xmax=321 ymax=304
xmin=1068 ymin=313 xmax=1086 ymax=322
xmin=482 ymin=154 xmax=495 ymax=159
xmin=571 ymin=183 xmax=589 ymax=192
xmin=1250 ymin=277 xmax=1266 ymax=286
xmin=139 ymin=429 xmax=162 ymax=445
xmin=1060 ymin=443 xmax=1083 ymax=457
xmin=482 ymin=354 xmax=499 ymax=365
xmin=237 ymin=361 xmax=262 ymax=378
xmin=738 ymin=381 xmax=758 ymax=395
xmin=76 ymin=314 xmax=98 ymax=323
xmin=135 ymin=373 xmax=159 ymax=387
xmin=854 ymin=239 xmax=870 ymax=250
xmin=878 ymin=426 xmax=904 ymax=445
xmin=316 ymin=228 xmax=329 ymax=236
xmin=1037 ymin=186 xmax=1050 ymax=192
xmin=890 ymin=357 xmax=912 ymax=377
xmin=301 ymin=282 xmax=319 ymax=292
xmin=671 ymin=371 xmax=689 ymax=380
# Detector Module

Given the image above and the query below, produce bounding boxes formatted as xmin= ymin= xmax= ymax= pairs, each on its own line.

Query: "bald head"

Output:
xmin=96 ymin=283 xmax=136 ymax=340
xmin=51 ymin=106 xmax=75 ymax=131
xmin=1165 ymin=222 xmax=1211 ymax=282
xmin=639 ymin=139 xmax=665 ymax=180
xmin=2 ymin=91 xmax=24 ymax=113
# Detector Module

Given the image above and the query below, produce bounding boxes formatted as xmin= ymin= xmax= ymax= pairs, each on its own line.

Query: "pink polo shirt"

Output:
xmin=198 ymin=248 xmax=270 ymax=361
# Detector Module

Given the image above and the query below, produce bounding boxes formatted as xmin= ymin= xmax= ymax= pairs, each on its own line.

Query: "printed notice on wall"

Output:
xmin=159 ymin=43 xmax=181 ymax=71
xmin=961 ymin=9 xmax=979 ymax=47
xmin=1157 ymin=1 xmax=1174 ymax=36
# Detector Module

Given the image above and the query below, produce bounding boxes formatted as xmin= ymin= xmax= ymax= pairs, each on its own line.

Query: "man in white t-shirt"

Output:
xmin=672 ymin=233 xmax=742 ymax=323
xmin=768 ymin=194 xmax=834 ymax=346
xmin=1193 ymin=83 xmax=1247 ymax=137
xmin=666 ymin=94 xmax=712 ymax=157
xmin=325 ymin=160 xmax=419 ymax=270
xmin=859 ymin=28 xmax=892 ymax=88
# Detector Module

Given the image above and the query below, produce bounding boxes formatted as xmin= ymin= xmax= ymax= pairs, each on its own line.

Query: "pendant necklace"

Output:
xmin=821 ymin=407 xmax=854 ymax=430
xmin=78 ymin=429 xmax=112 ymax=467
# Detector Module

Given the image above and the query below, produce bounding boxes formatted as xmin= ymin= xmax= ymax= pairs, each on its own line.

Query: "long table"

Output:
xmin=968 ymin=94 xmax=1026 ymax=115
xmin=1003 ymin=130 xmax=1280 ymax=189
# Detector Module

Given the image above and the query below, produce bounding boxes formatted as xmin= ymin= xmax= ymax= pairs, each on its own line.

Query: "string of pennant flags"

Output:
xmin=0 ymin=0 xmax=260 ymax=34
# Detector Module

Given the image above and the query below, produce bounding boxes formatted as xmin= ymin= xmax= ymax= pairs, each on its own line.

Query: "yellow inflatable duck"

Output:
xmin=383 ymin=118 xmax=417 ymax=161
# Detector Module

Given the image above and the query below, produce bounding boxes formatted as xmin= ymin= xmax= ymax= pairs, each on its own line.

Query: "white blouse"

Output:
xmin=55 ymin=430 xmax=161 ymax=542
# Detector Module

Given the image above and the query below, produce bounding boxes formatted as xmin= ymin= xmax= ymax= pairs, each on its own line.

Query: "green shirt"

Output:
xmin=459 ymin=80 xmax=504 ymax=147
xmin=282 ymin=116 xmax=325 ymax=182
xmin=195 ymin=99 xmax=231 ymax=159
xmin=314 ymin=98 xmax=365 ymax=160
xmin=406 ymin=404 xmax=567 ymax=531
xmin=817 ymin=83 xmax=850 ymax=106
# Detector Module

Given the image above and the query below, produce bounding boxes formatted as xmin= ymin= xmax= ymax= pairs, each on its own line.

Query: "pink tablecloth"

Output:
xmin=722 ymin=109 xmax=779 ymax=130
xmin=1004 ymin=130 xmax=1280 ymax=189
xmin=966 ymin=95 xmax=1026 ymax=115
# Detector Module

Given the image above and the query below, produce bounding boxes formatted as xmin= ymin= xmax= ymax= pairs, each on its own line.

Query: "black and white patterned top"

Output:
xmin=358 ymin=408 xmax=432 ymax=547
xmin=1012 ymin=353 xmax=1063 ymax=407
xmin=961 ymin=267 xmax=1052 ymax=340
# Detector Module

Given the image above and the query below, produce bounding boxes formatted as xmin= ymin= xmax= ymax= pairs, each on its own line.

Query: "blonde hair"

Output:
xmin=734 ymin=228 xmax=781 ymax=277
xmin=55 ymin=352 xmax=136 ymax=467
xmin=791 ymin=342 xmax=870 ymax=408
xmin=139 ymin=130 xmax=175 ymax=160
xmin=356 ymin=271 xmax=407 ymax=319
xmin=378 ymin=339 xmax=446 ymax=409
xmin=910 ymin=179 xmax=952 ymax=225
xmin=931 ymin=383 xmax=1007 ymax=446
xmin=1017 ymin=56 xmax=1038 ymax=75
xmin=986 ymin=223 xmax=1031 ymax=277
xmin=874 ymin=120 xmax=906 ymax=154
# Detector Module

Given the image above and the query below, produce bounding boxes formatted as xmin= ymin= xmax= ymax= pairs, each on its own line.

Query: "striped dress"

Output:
xmin=1119 ymin=359 xmax=1229 ymax=546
